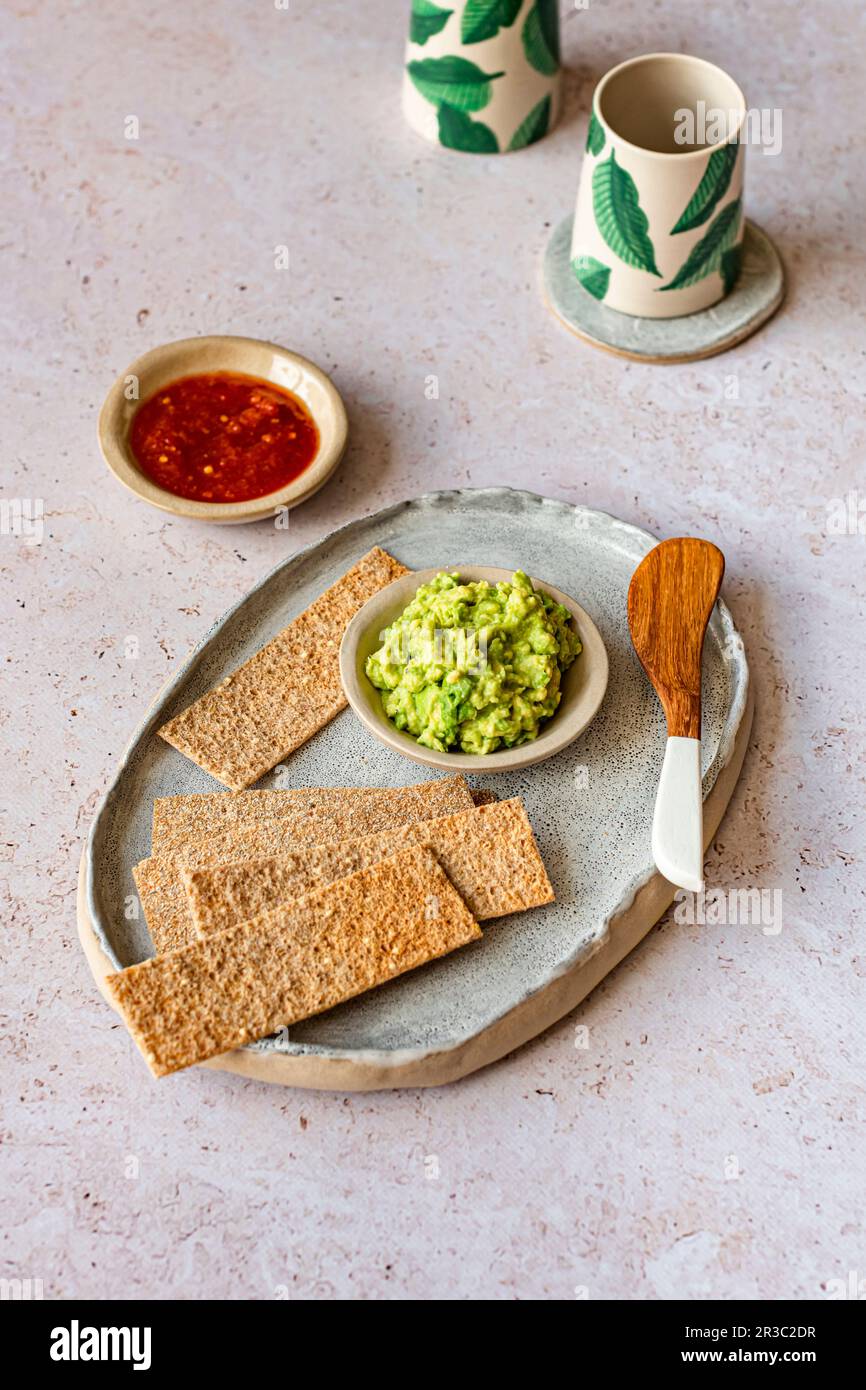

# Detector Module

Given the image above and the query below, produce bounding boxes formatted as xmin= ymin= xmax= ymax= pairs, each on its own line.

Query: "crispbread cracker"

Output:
xmin=157 ymin=546 xmax=409 ymax=789
xmin=151 ymin=777 xmax=473 ymax=854
xmin=152 ymin=788 xmax=309 ymax=850
xmin=184 ymin=798 xmax=553 ymax=935
xmin=135 ymin=775 xmax=474 ymax=954
xmin=108 ymin=846 xmax=481 ymax=1077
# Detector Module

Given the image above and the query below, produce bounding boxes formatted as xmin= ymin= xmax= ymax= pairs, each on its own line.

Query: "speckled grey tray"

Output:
xmin=83 ymin=489 xmax=749 ymax=1078
xmin=544 ymin=216 xmax=784 ymax=363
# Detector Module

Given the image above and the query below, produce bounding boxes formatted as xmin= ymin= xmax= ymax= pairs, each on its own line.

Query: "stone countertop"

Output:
xmin=2 ymin=1 xmax=864 ymax=1300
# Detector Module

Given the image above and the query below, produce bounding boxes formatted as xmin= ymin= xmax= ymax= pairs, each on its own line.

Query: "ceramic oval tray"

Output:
xmin=78 ymin=488 xmax=752 ymax=1089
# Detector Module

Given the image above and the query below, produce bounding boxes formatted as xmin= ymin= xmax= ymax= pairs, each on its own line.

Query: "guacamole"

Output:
xmin=365 ymin=571 xmax=581 ymax=755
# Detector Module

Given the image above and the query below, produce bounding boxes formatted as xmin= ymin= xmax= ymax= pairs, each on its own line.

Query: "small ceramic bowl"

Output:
xmin=98 ymin=335 xmax=348 ymax=524
xmin=340 ymin=565 xmax=609 ymax=773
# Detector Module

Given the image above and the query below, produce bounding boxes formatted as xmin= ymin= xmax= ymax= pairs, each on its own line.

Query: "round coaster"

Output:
xmin=544 ymin=216 xmax=785 ymax=364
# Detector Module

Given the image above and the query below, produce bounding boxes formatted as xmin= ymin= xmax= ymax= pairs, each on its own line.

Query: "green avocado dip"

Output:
xmin=365 ymin=571 xmax=581 ymax=755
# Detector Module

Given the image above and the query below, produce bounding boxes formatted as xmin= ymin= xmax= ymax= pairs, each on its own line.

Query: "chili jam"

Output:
xmin=130 ymin=372 xmax=319 ymax=503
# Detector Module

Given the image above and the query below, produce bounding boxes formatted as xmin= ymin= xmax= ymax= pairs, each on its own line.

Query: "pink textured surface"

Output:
xmin=2 ymin=1 xmax=864 ymax=1300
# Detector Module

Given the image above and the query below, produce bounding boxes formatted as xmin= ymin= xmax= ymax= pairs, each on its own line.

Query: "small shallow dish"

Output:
xmin=340 ymin=565 xmax=609 ymax=773
xmin=98 ymin=335 xmax=348 ymax=524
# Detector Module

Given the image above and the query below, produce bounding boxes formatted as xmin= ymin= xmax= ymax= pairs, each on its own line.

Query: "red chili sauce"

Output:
xmin=130 ymin=372 xmax=319 ymax=503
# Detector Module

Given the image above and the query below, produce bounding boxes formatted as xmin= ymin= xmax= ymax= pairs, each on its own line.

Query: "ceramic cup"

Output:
xmin=402 ymin=0 xmax=561 ymax=155
xmin=570 ymin=53 xmax=747 ymax=318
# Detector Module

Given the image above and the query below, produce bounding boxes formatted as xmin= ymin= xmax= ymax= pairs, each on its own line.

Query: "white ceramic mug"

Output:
xmin=570 ymin=53 xmax=747 ymax=318
xmin=402 ymin=0 xmax=561 ymax=155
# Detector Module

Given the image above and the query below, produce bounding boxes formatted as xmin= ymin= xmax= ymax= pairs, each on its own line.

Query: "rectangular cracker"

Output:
xmin=184 ymin=798 xmax=553 ymax=935
xmin=135 ymin=774 xmax=475 ymax=954
xmin=152 ymin=788 xmax=310 ymax=851
xmin=108 ymin=846 xmax=481 ymax=1077
xmin=151 ymin=777 xmax=475 ymax=855
xmin=157 ymin=546 xmax=409 ymax=790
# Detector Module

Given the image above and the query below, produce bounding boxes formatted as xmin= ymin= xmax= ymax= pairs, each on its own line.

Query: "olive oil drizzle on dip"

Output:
xmin=130 ymin=371 xmax=319 ymax=503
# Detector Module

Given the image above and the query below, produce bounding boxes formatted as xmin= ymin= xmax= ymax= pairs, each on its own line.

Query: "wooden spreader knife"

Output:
xmin=628 ymin=537 xmax=725 ymax=894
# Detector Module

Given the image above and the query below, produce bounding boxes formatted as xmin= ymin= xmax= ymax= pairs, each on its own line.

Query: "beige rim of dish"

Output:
xmin=340 ymin=566 xmax=610 ymax=773
xmin=76 ymin=680 xmax=752 ymax=1091
xmin=97 ymin=335 xmax=348 ymax=524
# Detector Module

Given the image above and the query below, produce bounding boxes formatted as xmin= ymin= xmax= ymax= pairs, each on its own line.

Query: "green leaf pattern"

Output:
xmin=720 ymin=244 xmax=742 ymax=295
xmin=407 ymin=55 xmax=505 ymax=111
xmin=410 ymin=0 xmax=454 ymax=46
xmin=592 ymin=150 xmax=661 ymax=277
xmin=671 ymin=142 xmax=740 ymax=234
xmin=407 ymin=1 xmax=559 ymax=155
xmin=585 ymin=112 xmax=605 ymax=156
xmin=660 ymin=197 xmax=742 ymax=291
xmin=571 ymin=255 xmax=611 ymax=302
xmin=508 ymin=94 xmax=551 ymax=150
xmin=521 ymin=0 xmax=560 ymax=76
xmin=460 ymin=0 xmax=521 ymax=45
xmin=438 ymin=102 xmax=500 ymax=152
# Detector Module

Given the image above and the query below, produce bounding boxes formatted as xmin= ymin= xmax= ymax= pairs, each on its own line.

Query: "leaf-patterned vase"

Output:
xmin=403 ymin=0 xmax=562 ymax=155
xmin=571 ymin=54 xmax=747 ymax=318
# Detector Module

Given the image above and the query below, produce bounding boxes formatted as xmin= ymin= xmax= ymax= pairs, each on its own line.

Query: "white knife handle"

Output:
xmin=651 ymin=736 xmax=704 ymax=894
